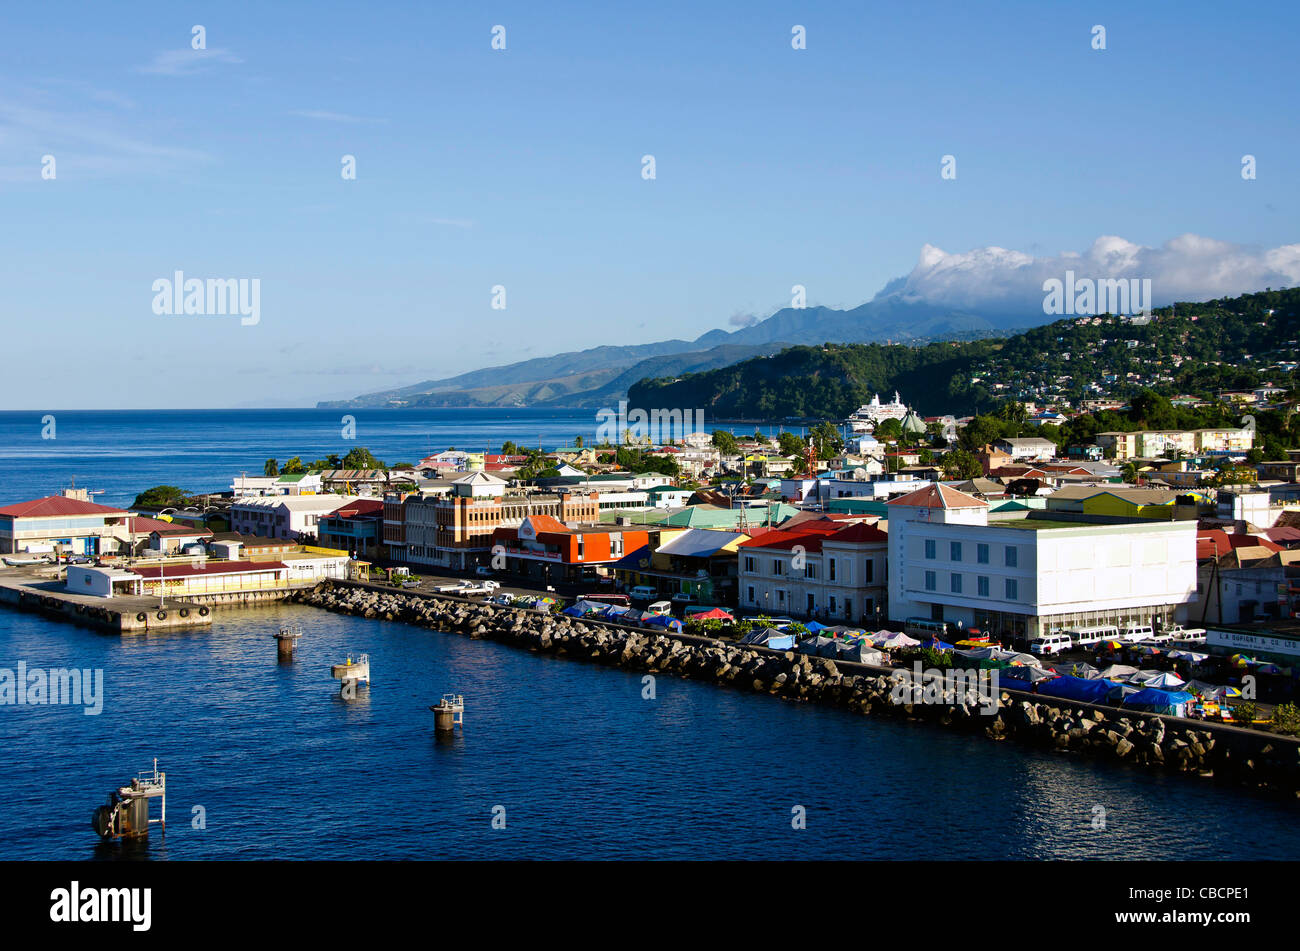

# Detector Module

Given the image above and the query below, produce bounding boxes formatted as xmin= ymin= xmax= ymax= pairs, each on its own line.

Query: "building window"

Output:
xmin=747 ymin=585 xmax=755 ymax=603
xmin=744 ymin=556 xmax=755 ymax=572
xmin=951 ymin=574 xmax=962 ymax=594
xmin=863 ymin=597 xmax=874 ymax=617
xmin=1005 ymin=546 xmax=1018 ymax=568
xmin=806 ymin=593 xmax=815 ymax=614
xmin=805 ymin=563 xmax=817 ymax=579
xmin=925 ymin=539 xmax=936 ymax=560
xmin=977 ymin=543 xmax=989 ymax=564
xmin=774 ymin=560 xmax=784 ymax=576
xmin=924 ymin=570 xmax=936 ymax=591
xmin=864 ymin=559 xmax=873 ymax=584
xmin=978 ymin=576 xmax=989 ymax=598
xmin=829 ymin=558 xmax=836 ymax=581
xmin=1005 ymin=578 xmax=1018 ymax=600
xmin=950 ymin=541 xmax=962 ymax=562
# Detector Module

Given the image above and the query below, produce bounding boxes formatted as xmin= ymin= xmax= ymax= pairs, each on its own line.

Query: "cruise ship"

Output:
xmin=846 ymin=392 xmax=908 ymax=432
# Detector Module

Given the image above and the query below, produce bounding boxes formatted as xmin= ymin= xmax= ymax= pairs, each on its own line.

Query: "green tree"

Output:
xmin=281 ymin=456 xmax=305 ymax=474
xmin=341 ymin=447 xmax=384 ymax=469
xmin=777 ymin=431 xmax=806 ymax=457
xmin=263 ymin=459 xmax=279 ymax=477
xmin=941 ymin=449 xmax=982 ymax=480
xmin=875 ymin=419 xmax=902 ymax=441
xmin=132 ymin=485 xmax=192 ymax=509
xmin=712 ymin=430 xmax=738 ymax=454
xmin=809 ymin=421 xmax=843 ymax=460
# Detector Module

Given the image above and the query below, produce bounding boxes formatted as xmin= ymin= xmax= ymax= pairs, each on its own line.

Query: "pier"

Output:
xmin=0 ymin=572 xmax=213 ymax=634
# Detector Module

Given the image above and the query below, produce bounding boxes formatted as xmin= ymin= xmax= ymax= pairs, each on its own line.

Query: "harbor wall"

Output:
xmin=296 ymin=581 xmax=1300 ymax=800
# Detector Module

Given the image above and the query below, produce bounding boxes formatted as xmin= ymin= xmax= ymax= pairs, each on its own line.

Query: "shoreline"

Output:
xmin=294 ymin=581 xmax=1300 ymax=801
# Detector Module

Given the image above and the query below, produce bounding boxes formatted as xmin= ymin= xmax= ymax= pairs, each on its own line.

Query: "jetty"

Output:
xmin=295 ymin=580 xmax=1300 ymax=800
xmin=0 ymin=573 xmax=212 ymax=634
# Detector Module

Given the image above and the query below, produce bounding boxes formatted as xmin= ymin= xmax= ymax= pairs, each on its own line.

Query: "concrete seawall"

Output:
xmin=297 ymin=581 xmax=1300 ymax=800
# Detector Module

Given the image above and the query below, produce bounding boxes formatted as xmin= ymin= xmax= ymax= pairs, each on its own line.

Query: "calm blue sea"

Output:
xmin=0 ymin=408 xmax=1297 ymax=860
xmin=0 ymin=408 xmax=610 ymax=508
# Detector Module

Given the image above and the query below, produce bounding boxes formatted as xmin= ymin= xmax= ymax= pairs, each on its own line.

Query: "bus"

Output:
xmin=903 ymin=617 xmax=955 ymax=639
xmin=579 ymin=593 xmax=631 ymax=608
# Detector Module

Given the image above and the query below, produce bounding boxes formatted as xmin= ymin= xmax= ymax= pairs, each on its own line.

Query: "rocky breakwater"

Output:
xmin=294 ymin=582 xmax=1300 ymax=799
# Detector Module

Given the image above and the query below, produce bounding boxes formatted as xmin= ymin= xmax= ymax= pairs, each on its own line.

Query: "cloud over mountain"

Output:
xmin=883 ymin=234 xmax=1300 ymax=312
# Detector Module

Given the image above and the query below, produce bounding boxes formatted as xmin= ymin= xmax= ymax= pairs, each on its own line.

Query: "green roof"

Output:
xmin=277 ymin=472 xmax=309 ymax=482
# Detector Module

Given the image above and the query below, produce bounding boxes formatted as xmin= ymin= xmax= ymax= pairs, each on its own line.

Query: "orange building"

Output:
xmin=491 ymin=515 xmax=651 ymax=585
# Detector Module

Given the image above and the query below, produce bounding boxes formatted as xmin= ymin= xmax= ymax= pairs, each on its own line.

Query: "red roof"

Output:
xmin=826 ymin=522 xmax=889 ymax=544
xmin=328 ymin=499 xmax=384 ymax=518
xmin=1197 ymin=529 xmax=1281 ymax=560
xmin=132 ymin=560 xmax=288 ymax=579
xmin=521 ymin=514 xmax=569 ymax=534
xmin=0 ymin=496 xmax=129 ymax=518
xmin=125 ymin=516 xmax=213 ymax=536
xmin=738 ymin=523 xmax=841 ymax=552
xmin=887 ymin=484 xmax=988 ymax=509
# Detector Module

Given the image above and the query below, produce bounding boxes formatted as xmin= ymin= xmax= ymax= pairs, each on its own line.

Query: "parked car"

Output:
xmin=1029 ymin=633 xmax=1073 ymax=656
xmin=1063 ymin=625 xmax=1119 ymax=648
xmin=475 ymin=566 xmax=495 ymax=578
xmin=1121 ymin=624 xmax=1155 ymax=642
xmin=646 ymin=601 xmax=673 ymax=617
xmin=629 ymin=585 xmax=656 ymax=602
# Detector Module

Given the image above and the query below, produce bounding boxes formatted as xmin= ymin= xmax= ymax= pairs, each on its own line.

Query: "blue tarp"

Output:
xmin=804 ymin=621 xmax=829 ymax=633
xmin=767 ymin=635 xmax=795 ymax=651
xmin=1122 ymin=687 xmax=1193 ymax=716
xmin=643 ymin=615 xmax=683 ymax=633
xmin=1034 ymin=675 xmax=1122 ymax=704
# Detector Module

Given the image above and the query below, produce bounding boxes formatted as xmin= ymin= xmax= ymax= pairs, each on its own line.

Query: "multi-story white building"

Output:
xmin=738 ymin=521 xmax=889 ymax=624
xmin=229 ymin=495 xmax=358 ymax=542
xmin=886 ymin=484 xmax=1197 ymax=640
xmin=993 ymin=437 xmax=1058 ymax=463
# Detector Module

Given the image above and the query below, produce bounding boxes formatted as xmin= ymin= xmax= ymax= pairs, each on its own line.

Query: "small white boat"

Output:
xmin=3 ymin=555 xmax=50 ymax=566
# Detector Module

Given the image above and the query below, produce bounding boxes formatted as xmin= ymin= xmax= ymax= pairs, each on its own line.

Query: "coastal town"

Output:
xmin=4 ymin=383 xmax=1300 ymax=750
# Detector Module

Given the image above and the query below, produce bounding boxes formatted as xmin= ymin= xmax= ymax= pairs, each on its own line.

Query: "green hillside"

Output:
xmin=628 ymin=287 xmax=1300 ymax=418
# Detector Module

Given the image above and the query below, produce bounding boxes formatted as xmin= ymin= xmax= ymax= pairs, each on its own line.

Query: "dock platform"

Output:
xmin=0 ymin=571 xmax=213 ymax=634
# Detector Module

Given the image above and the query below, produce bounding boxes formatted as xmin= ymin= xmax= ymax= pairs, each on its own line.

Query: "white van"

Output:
xmin=629 ymin=585 xmax=656 ymax=602
xmin=647 ymin=601 xmax=673 ymax=617
xmin=1029 ymin=632 xmax=1073 ymax=656
xmin=1121 ymin=623 xmax=1155 ymax=642
xmin=1063 ymin=625 xmax=1119 ymax=648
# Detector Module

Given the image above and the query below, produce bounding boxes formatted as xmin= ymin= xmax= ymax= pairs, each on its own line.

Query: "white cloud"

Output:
xmin=0 ymin=97 xmax=209 ymax=181
xmin=289 ymin=109 xmax=386 ymax=124
xmin=137 ymin=48 xmax=243 ymax=76
xmin=886 ymin=235 xmax=1300 ymax=311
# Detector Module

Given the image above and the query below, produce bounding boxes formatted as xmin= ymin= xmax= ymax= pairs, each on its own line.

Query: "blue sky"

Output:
xmin=1 ymin=0 xmax=1296 ymax=408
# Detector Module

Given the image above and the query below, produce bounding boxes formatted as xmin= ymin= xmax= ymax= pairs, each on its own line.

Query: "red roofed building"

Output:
xmin=0 ymin=495 xmax=131 ymax=556
xmin=738 ymin=520 xmax=889 ymax=623
xmin=1196 ymin=528 xmax=1281 ymax=561
xmin=490 ymin=515 xmax=651 ymax=585
xmin=318 ymin=498 xmax=385 ymax=557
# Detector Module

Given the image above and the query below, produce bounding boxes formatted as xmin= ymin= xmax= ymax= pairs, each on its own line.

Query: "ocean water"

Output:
xmin=1 ymin=408 xmax=1298 ymax=860
xmin=0 ymin=408 xmax=610 ymax=508
xmin=5 ymin=601 xmax=1300 ymax=861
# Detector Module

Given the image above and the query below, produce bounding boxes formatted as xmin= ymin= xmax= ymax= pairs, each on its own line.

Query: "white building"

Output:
xmin=993 ymin=437 xmax=1058 ymax=463
xmin=738 ymin=521 xmax=889 ymax=624
xmin=886 ymin=484 xmax=1197 ymax=640
xmin=229 ymin=495 xmax=359 ymax=541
